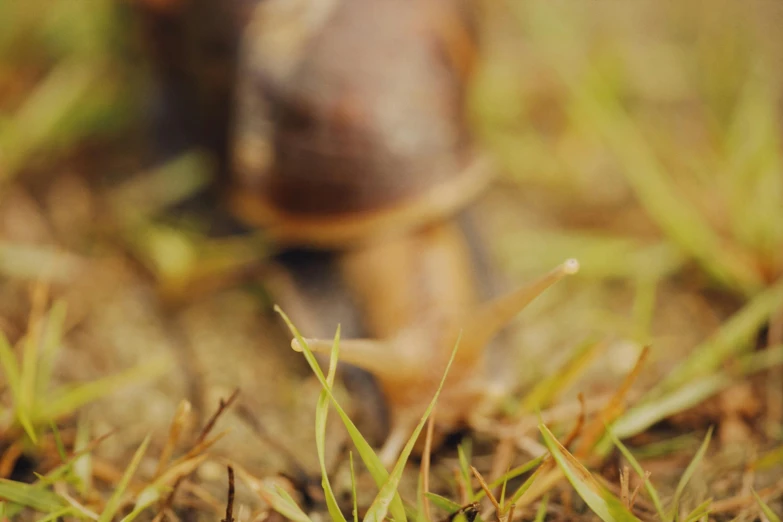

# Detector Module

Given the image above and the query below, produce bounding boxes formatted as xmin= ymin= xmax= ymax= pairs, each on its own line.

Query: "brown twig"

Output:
xmin=221 ymin=466 xmax=235 ymax=522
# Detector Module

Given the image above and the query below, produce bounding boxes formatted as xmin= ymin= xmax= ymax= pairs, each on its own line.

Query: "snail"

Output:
xmin=136 ymin=0 xmax=578 ymax=465
xmin=226 ymin=0 xmax=580 ymax=465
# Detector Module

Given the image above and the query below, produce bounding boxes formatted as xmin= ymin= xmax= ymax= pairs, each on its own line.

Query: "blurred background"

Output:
xmin=1 ymin=0 xmax=782 ymax=518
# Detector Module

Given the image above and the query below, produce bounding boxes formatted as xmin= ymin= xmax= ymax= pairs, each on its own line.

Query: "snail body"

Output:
xmin=140 ymin=0 xmax=578 ymax=465
xmin=228 ymin=0 xmax=579 ymax=464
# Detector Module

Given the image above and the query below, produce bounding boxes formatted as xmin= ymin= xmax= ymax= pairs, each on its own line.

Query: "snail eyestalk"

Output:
xmin=457 ymin=258 xmax=580 ymax=361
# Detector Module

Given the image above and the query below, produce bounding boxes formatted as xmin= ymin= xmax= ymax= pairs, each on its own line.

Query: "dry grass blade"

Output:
xmin=420 ymin=415 xmax=437 ymax=522
xmin=153 ymin=389 xmax=238 ymax=519
xmin=575 ymin=346 xmax=650 ymax=457
xmin=98 ymin=434 xmax=151 ymax=522
xmin=604 ymin=427 xmax=666 ymax=520
xmin=154 ymin=400 xmax=192 ymax=478
xmin=520 ymin=339 xmax=607 ymax=413
xmin=539 ymin=424 xmax=641 ymax=522
xmin=470 ymin=466 xmax=500 ymax=513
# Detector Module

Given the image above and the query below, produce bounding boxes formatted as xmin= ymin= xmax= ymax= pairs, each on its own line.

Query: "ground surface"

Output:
xmin=1 ymin=1 xmax=783 ymax=521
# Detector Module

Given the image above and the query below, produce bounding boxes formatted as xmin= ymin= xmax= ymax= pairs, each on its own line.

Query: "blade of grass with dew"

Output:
xmin=314 ymin=326 xmax=347 ymax=522
xmin=604 ymin=426 xmax=666 ymax=520
xmin=668 ymin=428 xmax=713 ymax=521
xmin=539 ymin=423 xmax=641 ymax=522
xmin=0 ymin=479 xmax=65 ymax=513
xmin=98 ymin=434 xmax=151 ymax=522
xmin=653 ymin=278 xmax=783 ymax=396
xmin=752 ymin=489 xmax=782 ymax=522
xmin=276 ymin=307 xmax=406 ymax=522
xmin=0 ymin=332 xmax=36 ymax=441
xmin=457 ymin=441 xmax=475 ymax=500
xmin=363 ymin=336 xmax=461 ymax=522
xmin=681 ymin=498 xmax=712 ymax=522
xmin=35 ymin=358 xmax=170 ymax=422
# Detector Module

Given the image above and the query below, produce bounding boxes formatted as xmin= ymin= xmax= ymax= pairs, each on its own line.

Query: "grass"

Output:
xmin=2 ymin=0 xmax=783 ymax=520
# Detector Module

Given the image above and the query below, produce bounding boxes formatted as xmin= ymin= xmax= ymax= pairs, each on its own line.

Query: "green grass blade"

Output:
xmin=752 ymin=489 xmax=781 ymax=522
xmin=50 ymin=421 xmax=67 ymax=463
xmin=267 ymin=485 xmax=314 ymax=522
xmin=0 ymin=332 xmax=35 ymax=441
xmin=315 ymin=326 xmax=348 ymax=522
xmin=752 ymin=444 xmax=783 ymax=471
xmin=612 ymin=375 xmax=727 ymax=440
xmin=37 ymin=506 xmax=79 ymax=522
xmin=474 ymin=455 xmax=546 ymax=501
xmin=276 ymin=307 xmax=407 ymax=522
xmin=0 ymin=332 xmax=20 ymax=394
xmin=507 ymin=465 xmax=546 ymax=508
xmin=36 ymin=358 xmax=169 ymax=422
xmin=533 ymin=493 xmax=549 ymax=522
xmin=425 ymin=493 xmax=462 ymax=513
xmin=457 ymin=441 xmax=475 ymax=500
xmin=36 ymin=301 xmax=67 ymax=400
xmin=539 ymin=423 xmax=641 ymax=522
xmin=521 ymin=337 xmax=606 ymax=412
xmin=350 ymin=452 xmax=359 ymax=522
xmin=121 ymin=454 xmax=208 ymax=522
xmin=98 ymin=434 xmax=150 ymax=522
xmin=653 ymin=278 xmax=783 ymax=396
xmin=604 ymin=427 xmax=666 ymax=520
xmin=613 ymin=344 xmax=783 ymax=441
xmin=669 ymin=427 xmax=713 ymax=520
xmin=364 ymin=336 xmax=461 ymax=522
xmin=681 ymin=498 xmax=712 ymax=522
xmin=0 ymin=479 xmax=65 ymax=512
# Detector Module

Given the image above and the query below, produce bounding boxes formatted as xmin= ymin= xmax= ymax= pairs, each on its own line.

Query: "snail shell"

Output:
xmin=230 ymin=0 xmax=492 ymax=247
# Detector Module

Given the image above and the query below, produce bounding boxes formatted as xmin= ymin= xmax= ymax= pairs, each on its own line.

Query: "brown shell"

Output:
xmin=231 ymin=0 xmax=492 ymax=248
